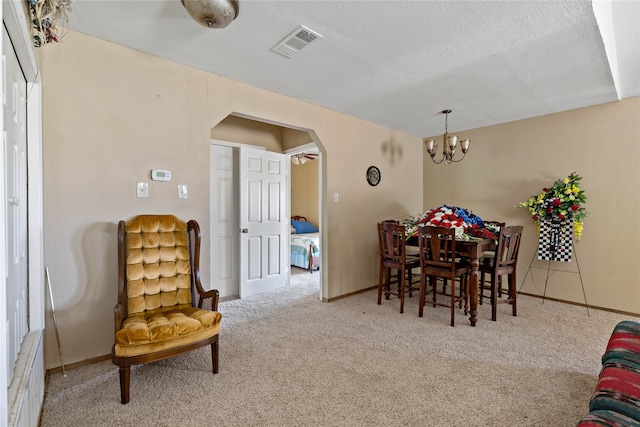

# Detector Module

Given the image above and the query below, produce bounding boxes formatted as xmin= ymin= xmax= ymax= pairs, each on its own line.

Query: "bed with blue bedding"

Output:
xmin=291 ymin=216 xmax=320 ymax=272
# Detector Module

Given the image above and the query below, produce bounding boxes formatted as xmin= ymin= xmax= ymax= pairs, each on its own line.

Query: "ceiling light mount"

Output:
xmin=181 ymin=0 xmax=239 ymax=29
xmin=424 ymin=109 xmax=470 ymax=165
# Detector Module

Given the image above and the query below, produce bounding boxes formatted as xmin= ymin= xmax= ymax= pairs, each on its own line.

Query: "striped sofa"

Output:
xmin=576 ymin=320 xmax=640 ymax=426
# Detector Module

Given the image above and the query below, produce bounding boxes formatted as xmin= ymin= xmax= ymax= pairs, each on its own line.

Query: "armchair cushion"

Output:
xmin=114 ymin=306 xmax=222 ymax=358
xmin=124 ymin=215 xmax=192 ymax=315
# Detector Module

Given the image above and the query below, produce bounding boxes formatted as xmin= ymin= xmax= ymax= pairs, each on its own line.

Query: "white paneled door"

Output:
xmin=210 ymin=145 xmax=239 ymax=298
xmin=3 ymin=26 xmax=28 ymax=385
xmin=239 ymin=147 xmax=287 ymax=298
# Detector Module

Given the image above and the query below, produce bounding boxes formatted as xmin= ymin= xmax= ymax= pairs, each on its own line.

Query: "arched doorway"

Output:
xmin=209 ymin=114 xmax=325 ymax=301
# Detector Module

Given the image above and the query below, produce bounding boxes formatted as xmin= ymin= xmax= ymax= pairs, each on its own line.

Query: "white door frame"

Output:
xmin=284 ymin=142 xmax=323 ymax=301
xmin=2 ymin=0 xmax=45 ymax=423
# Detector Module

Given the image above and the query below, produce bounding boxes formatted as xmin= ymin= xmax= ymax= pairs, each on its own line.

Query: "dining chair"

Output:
xmin=479 ymin=220 xmax=505 ymax=304
xmin=417 ymin=225 xmax=470 ymax=326
xmin=478 ymin=225 xmax=523 ymax=321
xmin=377 ymin=221 xmax=420 ymax=314
xmin=377 ymin=220 xmax=399 ymax=295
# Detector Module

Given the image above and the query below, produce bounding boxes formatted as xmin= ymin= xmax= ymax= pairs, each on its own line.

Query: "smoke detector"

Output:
xmin=272 ymin=25 xmax=323 ymax=58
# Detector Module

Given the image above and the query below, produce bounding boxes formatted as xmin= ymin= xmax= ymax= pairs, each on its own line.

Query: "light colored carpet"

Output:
xmin=41 ymin=270 xmax=634 ymax=427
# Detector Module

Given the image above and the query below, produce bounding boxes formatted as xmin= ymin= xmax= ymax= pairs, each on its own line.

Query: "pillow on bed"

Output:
xmin=291 ymin=220 xmax=319 ymax=234
xmin=291 ymin=225 xmax=297 ymax=234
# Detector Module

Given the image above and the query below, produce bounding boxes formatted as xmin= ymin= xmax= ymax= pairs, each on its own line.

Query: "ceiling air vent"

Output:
xmin=272 ymin=25 xmax=323 ymax=58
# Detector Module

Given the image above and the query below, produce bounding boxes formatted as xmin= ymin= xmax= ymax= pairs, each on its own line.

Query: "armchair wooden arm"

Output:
xmin=197 ymin=288 xmax=220 ymax=310
xmin=114 ymin=303 xmax=124 ymax=333
xmin=187 ymin=219 xmax=220 ymax=310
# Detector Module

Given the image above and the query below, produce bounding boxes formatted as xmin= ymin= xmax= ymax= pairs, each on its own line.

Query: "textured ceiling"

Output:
xmin=65 ymin=0 xmax=639 ymax=137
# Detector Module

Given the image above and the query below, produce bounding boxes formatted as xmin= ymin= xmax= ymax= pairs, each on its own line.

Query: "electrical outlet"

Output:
xmin=334 ymin=192 xmax=339 ymax=202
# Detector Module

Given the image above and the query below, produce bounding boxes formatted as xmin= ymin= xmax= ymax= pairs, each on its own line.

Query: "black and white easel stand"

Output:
xmin=518 ymin=240 xmax=589 ymax=316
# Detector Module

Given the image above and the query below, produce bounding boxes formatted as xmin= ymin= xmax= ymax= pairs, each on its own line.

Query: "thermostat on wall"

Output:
xmin=151 ymin=170 xmax=172 ymax=181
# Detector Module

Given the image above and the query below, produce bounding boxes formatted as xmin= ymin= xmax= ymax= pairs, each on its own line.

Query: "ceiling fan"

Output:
xmin=291 ymin=152 xmax=318 ymax=165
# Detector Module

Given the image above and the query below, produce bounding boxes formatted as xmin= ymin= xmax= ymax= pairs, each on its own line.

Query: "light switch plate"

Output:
xmin=177 ymin=184 xmax=188 ymax=199
xmin=137 ymin=182 xmax=148 ymax=198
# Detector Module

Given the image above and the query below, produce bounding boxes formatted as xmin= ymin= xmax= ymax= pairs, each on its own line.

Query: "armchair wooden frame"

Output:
xmin=112 ymin=217 xmax=220 ymax=404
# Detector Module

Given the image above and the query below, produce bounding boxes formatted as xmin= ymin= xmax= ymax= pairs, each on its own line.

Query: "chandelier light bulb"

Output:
xmin=447 ymin=135 xmax=458 ymax=151
xmin=425 ymin=139 xmax=436 ymax=154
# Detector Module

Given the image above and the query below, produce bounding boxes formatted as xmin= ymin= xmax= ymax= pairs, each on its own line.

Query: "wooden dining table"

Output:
xmin=454 ymin=238 xmax=494 ymax=326
xmin=407 ymin=236 xmax=494 ymax=326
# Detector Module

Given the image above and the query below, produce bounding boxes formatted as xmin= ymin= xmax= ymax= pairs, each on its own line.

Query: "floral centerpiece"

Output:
xmin=516 ymin=172 xmax=587 ymax=240
xmin=401 ymin=204 xmax=498 ymax=241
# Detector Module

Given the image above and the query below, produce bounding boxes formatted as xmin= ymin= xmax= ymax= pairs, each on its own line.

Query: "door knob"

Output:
xmin=9 ymin=196 xmax=19 ymax=206
xmin=241 ymin=228 xmax=248 ymax=233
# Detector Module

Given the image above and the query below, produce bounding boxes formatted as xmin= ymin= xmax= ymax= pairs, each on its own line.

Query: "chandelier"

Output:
xmin=181 ymin=0 xmax=239 ymax=29
xmin=424 ymin=109 xmax=470 ymax=165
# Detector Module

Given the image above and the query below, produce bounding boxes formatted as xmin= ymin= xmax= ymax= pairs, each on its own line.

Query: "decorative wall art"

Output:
xmin=366 ymin=166 xmax=380 ymax=186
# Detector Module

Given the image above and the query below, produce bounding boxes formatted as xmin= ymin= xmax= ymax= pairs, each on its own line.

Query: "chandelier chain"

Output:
xmin=445 ymin=112 xmax=448 ymax=134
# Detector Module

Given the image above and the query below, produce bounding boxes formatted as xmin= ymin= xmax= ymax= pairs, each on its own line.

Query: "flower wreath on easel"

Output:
xmin=516 ymin=172 xmax=587 ymax=240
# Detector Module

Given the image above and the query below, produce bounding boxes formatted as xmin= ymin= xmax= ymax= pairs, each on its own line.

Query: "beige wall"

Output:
xmin=291 ymin=160 xmax=319 ymax=226
xmin=423 ymin=97 xmax=640 ymax=314
xmin=211 ymin=115 xmax=283 ymax=152
xmin=282 ymin=127 xmax=314 ymax=151
xmin=209 ymin=114 xmax=312 ymax=151
xmin=39 ymin=31 xmax=423 ymax=369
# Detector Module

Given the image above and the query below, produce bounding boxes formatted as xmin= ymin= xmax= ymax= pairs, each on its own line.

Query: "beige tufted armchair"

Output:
xmin=112 ymin=215 xmax=222 ymax=404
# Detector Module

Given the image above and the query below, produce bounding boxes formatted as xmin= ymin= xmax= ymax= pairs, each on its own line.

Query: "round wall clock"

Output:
xmin=366 ymin=166 xmax=381 ymax=186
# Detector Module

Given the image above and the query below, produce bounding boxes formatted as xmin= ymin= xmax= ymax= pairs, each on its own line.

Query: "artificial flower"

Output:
xmin=401 ymin=204 xmax=497 ymax=241
xmin=516 ymin=172 xmax=587 ymax=240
